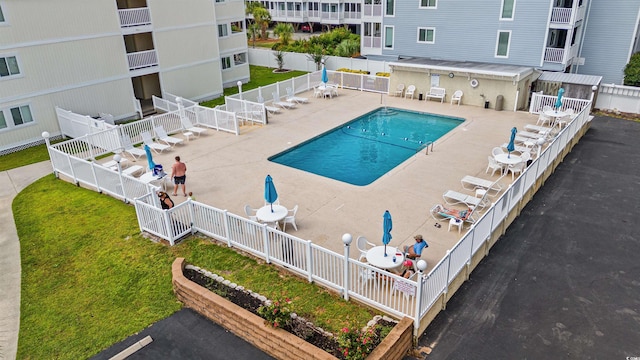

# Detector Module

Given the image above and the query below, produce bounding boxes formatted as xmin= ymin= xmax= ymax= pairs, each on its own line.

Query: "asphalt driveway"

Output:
xmin=413 ymin=115 xmax=640 ymax=359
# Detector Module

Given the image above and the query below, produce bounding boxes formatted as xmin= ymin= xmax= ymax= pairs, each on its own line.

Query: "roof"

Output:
xmin=388 ymin=57 xmax=535 ymax=79
xmin=537 ymin=72 xmax=603 ymax=86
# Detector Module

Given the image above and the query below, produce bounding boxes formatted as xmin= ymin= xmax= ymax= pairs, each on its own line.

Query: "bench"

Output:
xmin=425 ymin=87 xmax=446 ymax=103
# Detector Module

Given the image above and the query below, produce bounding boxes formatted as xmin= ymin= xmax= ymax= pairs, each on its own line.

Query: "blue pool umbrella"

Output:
xmin=555 ymin=88 xmax=565 ymax=110
xmin=507 ymin=127 xmax=517 ymax=158
xmin=144 ymin=145 xmax=155 ymax=171
xmin=382 ymin=210 xmax=392 ymax=257
xmin=321 ymin=63 xmax=328 ymax=85
xmin=264 ymin=175 xmax=278 ymax=212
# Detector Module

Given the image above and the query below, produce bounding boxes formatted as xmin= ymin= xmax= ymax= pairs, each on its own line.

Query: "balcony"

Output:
xmin=550 ymin=7 xmax=573 ymax=24
xmin=363 ymin=4 xmax=382 ymax=17
xmin=362 ymin=35 xmax=381 ymax=49
xmin=118 ymin=7 xmax=151 ymax=27
xmin=127 ymin=50 xmax=158 ymax=71
xmin=544 ymin=47 xmax=565 ymax=63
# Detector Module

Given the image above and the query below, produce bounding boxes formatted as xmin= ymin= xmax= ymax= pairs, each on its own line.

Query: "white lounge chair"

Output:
xmin=121 ymin=134 xmax=146 ymax=161
xmin=257 ymin=95 xmax=281 ymax=115
xmin=272 ymin=92 xmax=296 ymax=109
xmin=141 ymin=131 xmax=171 ymax=154
xmin=153 ymin=126 xmax=184 ymax=147
xmin=450 ymin=90 xmax=463 ymax=105
xmin=460 ymin=174 xmax=503 ymax=196
xmin=524 ymin=124 xmax=553 ymax=133
xmin=404 ymin=85 xmax=416 ymax=99
xmin=180 ymin=116 xmax=207 ymax=137
xmin=443 ymin=190 xmax=490 ymax=210
xmin=286 ymin=88 xmax=308 ymax=104
xmin=430 ymin=204 xmax=476 ymax=225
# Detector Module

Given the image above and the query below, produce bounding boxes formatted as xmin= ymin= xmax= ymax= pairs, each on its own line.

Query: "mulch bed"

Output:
xmin=184 ymin=267 xmax=394 ymax=359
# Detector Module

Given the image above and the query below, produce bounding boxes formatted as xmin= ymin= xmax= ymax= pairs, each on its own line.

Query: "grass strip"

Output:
xmin=15 ymin=175 xmax=376 ymax=359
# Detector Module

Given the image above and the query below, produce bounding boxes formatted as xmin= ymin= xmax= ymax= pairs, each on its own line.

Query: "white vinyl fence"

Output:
xmin=595 ymin=83 xmax=640 ymax=114
xmin=49 ymin=86 xmax=591 ymax=338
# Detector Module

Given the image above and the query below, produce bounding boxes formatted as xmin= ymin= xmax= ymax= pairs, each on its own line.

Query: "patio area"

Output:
xmin=132 ymin=88 xmax=538 ymax=269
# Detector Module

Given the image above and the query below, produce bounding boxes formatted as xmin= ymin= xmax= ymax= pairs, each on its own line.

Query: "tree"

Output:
xmin=335 ymin=38 xmax=360 ymax=57
xmin=305 ymin=45 xmax=327 ymax=71
xmin=624 ymin=52 xmax=640 ymax=87
xmin=273 ymin=23 xmax=294 ymax=46
xmin=247 ymin=23 xmax=259 ymax=48
xmin=252 ymin=7 xmax=271 ymax=40
xmin=273 ymin=50 xmax=286 ymax=71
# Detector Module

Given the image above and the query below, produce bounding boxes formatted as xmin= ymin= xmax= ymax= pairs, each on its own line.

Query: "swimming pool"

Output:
xmin=269 ymin=107 xmax=464 ymax=186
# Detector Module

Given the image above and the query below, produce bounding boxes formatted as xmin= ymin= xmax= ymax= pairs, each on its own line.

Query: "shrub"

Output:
xmin=257 ymin=298 xmax=292 ymax=328
xmin=337 ymin=325 xmax=378 ymax=360
xmin=376 ymin=72 xmax=391 ymax=77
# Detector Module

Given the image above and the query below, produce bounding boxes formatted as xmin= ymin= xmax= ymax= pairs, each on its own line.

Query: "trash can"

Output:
xmin=495 ymin=95 xmax=504 ymax=111
xmin=484 ymin=100 xmax=490 ymax=109
xmin=418 ymin=93 xmax=424 ymax=101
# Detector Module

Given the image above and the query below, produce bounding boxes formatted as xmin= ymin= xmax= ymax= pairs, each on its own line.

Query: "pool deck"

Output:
xmin=139 ymin=89 xmax=538 ymax=268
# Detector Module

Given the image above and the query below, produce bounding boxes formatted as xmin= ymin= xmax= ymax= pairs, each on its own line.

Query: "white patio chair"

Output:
xmin=492 ymin=147 xmax=505 ymax=157
xmin=153 ymin=126 xmax=184 ymax=147
xmin=244 ymin=204 xmax=258 ymax=222
xmin=312 ymin=86 xmax=323 ymax=98
xmin=121 ymin=134 xmax=146 ymax=161
xmin=486 ymin=156 xmax=503 ymax=176
xmin=141 ymin=131 xmax=171 ymax=154
xmin=450 ymin=90 xmax=463 ymax=105
xmin=393 ymin=83 xmax=405 ymax=97
xmin=356 ymin=236 xmax=375 ymax=262
xmin=282 ymin=205 xmax=298 ymax=231
xmin=507 ymin=162 xmax=525 ymax=180
xmin=536 ymin=113 xmax=552 ymax=126
xmin=272 ymin=92 xmax=296 ymax=109
xmin=404 ymin=85 xmax=416 ymax=99
xmin=286 ymin=87 xmax=308 ymax=104
xmin=180 ymin=116 xmax=207 ymax=137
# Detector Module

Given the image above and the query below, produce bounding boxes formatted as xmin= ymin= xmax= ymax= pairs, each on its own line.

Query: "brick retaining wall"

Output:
xmin=172 ymin=258 xmax=413 ymax=360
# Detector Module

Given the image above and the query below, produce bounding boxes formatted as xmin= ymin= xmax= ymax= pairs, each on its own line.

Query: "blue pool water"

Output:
xmin=269 ymin=107 xmax=464 ymax=186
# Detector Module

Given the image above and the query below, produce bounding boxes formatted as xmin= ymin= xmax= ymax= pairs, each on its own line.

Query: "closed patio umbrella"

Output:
xmin=144 ymin=144 xmax=155 ymax=171
xmin=264 ymin=174 xmax=278 ymax=212
xmin=555 ymin=88 xmax=565 ymax=110
xmin=382 ymin=210 xmax=392 ymax=257
xmin=507 ymin=127 xmax=517 ymax=158
xmin=321 ymin=62 xmax=328 ymax=85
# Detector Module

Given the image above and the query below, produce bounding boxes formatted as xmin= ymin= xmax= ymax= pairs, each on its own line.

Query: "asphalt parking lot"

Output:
xmin=414 ymin=116 xmax=640 ymax=359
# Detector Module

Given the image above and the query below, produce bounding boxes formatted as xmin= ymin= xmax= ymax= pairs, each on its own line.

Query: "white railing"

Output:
xmin=362 ymin=36 xmax=382 ymax=49
xmin=56 ymin=107 xmax=116 ymax=139
xmin=127 ymin=50 xmax=158 ymax=71
xmin=550 ymin=7 xmax=572 ymax=23
xmin=544 ymin=47 xmax=565 ymax=63
xmin=596 ymin=83 xmax=640 ymax=114
xmin=363 ymin=4 xmax=382 ymax=16
xmin=528 ymin=92 xmax=591 ymax=114
xmin=152 ymin=95 xmax=241 ymax=135
xmin=118 ymin=7 xmax=151 ymax=28
xmin=48 ymin=90 xmax=591 ymax=338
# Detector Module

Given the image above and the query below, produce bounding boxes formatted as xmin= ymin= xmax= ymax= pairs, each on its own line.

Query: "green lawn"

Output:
xmin=15 ymin=175 xmax=377 ymax=359
xmin=0 ymin=143 xmax=54 ymax=172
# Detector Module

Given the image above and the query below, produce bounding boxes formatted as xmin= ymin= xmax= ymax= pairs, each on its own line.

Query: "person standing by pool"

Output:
xmin=404 ymin=234 xmax=428 ymax=260
xmin=171 ymin=156 xmax=187 ymax=197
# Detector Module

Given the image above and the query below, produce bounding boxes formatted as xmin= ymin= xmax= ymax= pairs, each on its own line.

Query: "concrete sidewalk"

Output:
xmin=0 ymin=161 xmax=52 ymax=360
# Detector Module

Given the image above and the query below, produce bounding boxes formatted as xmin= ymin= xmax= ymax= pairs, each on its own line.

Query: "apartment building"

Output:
xmin=0 ymin=0 xmax=248 ymax=153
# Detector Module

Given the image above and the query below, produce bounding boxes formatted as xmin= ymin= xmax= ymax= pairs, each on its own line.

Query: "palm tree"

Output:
xmin=335 ymin=38 xmax=360 ymax=57
xmin=252 ymin=7 xmax=271 ymax=40
xmin=247 ymin=23 xmax=259 ymax=48
xmin=273 ymin=23 xmax=294 ymax=46
xmin=305 ymin=45 xmax=327 ymax=71
xmin=273 ymin=50 xmax=286 ymax=71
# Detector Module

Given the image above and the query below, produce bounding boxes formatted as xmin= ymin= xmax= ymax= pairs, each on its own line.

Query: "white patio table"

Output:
xmin=256 ymin=204 xmax=288 ymax=228
xmin=494 ymin=153 xmax=523 ymax=175
xmin=366 ymin=246 xmax=404 ymax=270
xmin=139 ymin=172 xmax=166 ymax=190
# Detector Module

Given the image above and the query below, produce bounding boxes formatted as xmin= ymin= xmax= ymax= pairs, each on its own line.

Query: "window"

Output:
xmin=218 ymin=24 xmax=228 ymax=37
xmin=496 ymin=30 xmax=511 ymax=57
xmin=0 ymin=56 xmax=20 ymax=78
xmin=0 ymin=105 xmax=34 ymax=130
xmin=215 ymin=0 xmax=225 ymax=2
xmin=222 ymin=56 xmax=231 ymax=69
xmin=417 ymin=27 xmax=435 ymax=43
xmin=500 ymin=0 xmax=515 ymax=20
xmin=11 ymin=105 xmax=33 ymax=125
xmin=230 ymin=21 xmax=243 ymax=34
xmin=0 ymin=4 xmax=5 ymax=22
xmin=385 ymin=0 xmax=394 ymax=16
xmin=233 ymin=52 xmax=246 ymax=65
xmin=419 ymin=0 xmax=436 ymax=8
xmin=384 ymin=26 xmax=394 ymax=49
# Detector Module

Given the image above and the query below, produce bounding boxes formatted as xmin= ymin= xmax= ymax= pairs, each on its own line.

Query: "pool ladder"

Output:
xmin=423 ymin=141 xmax=434 ymax=155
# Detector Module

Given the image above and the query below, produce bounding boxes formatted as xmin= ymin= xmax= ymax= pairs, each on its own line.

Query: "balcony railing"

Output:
xmin=321 ymin=11 xmax=342 ymax=20
xmin=544 ymin=47 xmax=565 ymax=63
xmin=550 ymin=7 xmax=572 ymax=24
xmin=362 ymin=36 xmax=381 ymax=49
xmin=118 ymin=8 xmax=151 ymax=28
xmin=127 ymin=50 xmax=158 ymax=71
xmin=363 ymin=4 xmax=382 ymax=17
